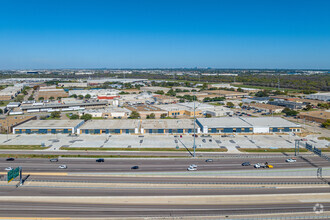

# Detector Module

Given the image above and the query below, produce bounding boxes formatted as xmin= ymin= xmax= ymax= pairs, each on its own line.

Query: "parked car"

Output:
xmin=286 ymin=158 xmax=297 ymax=163
xmin=131 ymin=166 xmax=139 ymax=169
xmin=96 ymin=158 xmax=105 ymax=162
xmin=50 ymin=158 xmax=58 ymax=162
xmin=6 ymin=158 xmax=15 ymax=161
xmin=242 ymin=162 xmax=250 ymax=166
xmin=4 ymin=167 xmax=13 ymax=171
xmin=205 ymin=159 xmax=213 ymax=162
xmin=58 ymin=165 xmax=67 ymax=169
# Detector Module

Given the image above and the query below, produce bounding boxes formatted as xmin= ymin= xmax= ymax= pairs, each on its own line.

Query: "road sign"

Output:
xmin=7 ymin=167 xmax=20 ymax=183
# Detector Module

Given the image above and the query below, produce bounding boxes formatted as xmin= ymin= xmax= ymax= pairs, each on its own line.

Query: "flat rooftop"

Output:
xmin=241 ymin=117 xmax=301 ymax=128
xmin=142 ymin=119 xmax=195 ymax=129
xmin=80 ymin=120 xmax=140 ymax=129
xmin=21 ymin=101 xmax=108 ymax=110
xmin=14 ymin=120 xmax=84 ymax=129
xmin=197 ymin=117 xmax=252 ymax=128
xmin=126 ymin=105 xmax=165 ymax=112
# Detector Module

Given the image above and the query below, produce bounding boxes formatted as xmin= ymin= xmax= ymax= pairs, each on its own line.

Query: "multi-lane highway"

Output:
xmin=0 ymin=202 xmax=329 ymax=218
xmin=1 ymin=155 xmax=329 ymax=173
xmin=0 ymin=155 xmax=329 ymax=218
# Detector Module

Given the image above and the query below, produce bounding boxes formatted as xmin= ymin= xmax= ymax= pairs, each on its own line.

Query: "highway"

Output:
xmin=0 ymin=202 xmax=329 ymax=218
xmin=0 ymin=156 xmax=329 ymax=218
xmin=1 ymin=155 xmax=329 ymax=173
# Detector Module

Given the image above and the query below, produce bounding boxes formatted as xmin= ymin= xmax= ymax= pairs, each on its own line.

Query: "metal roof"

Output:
xmin=14 ymin=120 xmax=84 ymax=129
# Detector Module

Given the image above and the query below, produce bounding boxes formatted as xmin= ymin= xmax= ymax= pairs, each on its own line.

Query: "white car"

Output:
xmin=254 ymin=163 xmax=261 ymax=169
xmin=187 ymin=166 xmax=197 ymax=171
xmin=58 ymin=165 xmax=67 ymax=169
xmin=190 ymin=164 xmax=197 ymax=168
xmin=286 ymin=158 xmax=297 ymax=163
xmin=4 ymin=167 xmax=13 ymax=171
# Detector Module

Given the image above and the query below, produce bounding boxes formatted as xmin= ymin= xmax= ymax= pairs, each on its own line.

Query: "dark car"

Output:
xmin=96 ymin=158 xmax=105 ymax=162
xmin=205 ymin=159 xmax=213 ymax=162
xmin=6 ymin=158 xmax=15 ymax=161
xmin=131 ymin=166 xmax=139 ymax=169
xmin=242 ymin=162 xmax=251 ymax=166
xmin=50 ymin=158 xmax=58 ymax=162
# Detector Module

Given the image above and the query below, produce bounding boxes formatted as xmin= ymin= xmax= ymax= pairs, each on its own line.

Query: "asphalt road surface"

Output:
xmin=1 ymin=155 xmax=329 ymax=173
xmin=0 ymin=202 xmax=329 ymax=218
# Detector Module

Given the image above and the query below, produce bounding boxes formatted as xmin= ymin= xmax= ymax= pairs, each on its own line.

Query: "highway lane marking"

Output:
xmin=0 ymin=172 xmax=68 ymax=176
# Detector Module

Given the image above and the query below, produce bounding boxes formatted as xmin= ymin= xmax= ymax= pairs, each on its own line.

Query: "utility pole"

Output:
xmin=277 ymin=75 xmax=280 ymax=90
xmin=295 ymin=139 xmax=300 ymax=156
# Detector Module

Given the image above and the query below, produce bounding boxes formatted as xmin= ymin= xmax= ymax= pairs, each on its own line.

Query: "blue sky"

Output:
xmin=0 ymin=0 xmax=329 ymax=69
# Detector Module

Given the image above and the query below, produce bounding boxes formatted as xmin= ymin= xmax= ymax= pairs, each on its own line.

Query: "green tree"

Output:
xmin=226 ymin=102 xmax=234 ymax=108
xmin=38 ymin=97 xmax=44 ymax=101
xmin=49 ymin=96 xmax=55 ymax=101
xmin=282 ymin=107 xmax=298 ymax=116
xmin=321 ymin=119 xmax=330 ymax=128
xmin=160 ymin=113 xmax=167 ymax=119
xmin=0 ymin=109 xmax=3 ymax=114
xmin=237 ymin=87 xmax=243 ymax=92
xmin=70 ymin=94 xmax=77 ymax=98
xmin=69 ymin=114 xmax=80 ymax=120
xmin=15 ymin=95 xmax=24 ymax=102
xmin=149 ymin=113 xmax=155 ymax=119
xmin=303 ymin=104 xmax=313 ymax=111
xmin=50 ymin=111 xmax=61 ymax=119
xmin=155 ymin=90 xmax=164 ymax=95
xmin=205 ymin=113 xmax=212 ymax=118
xmin=78 ymin=95 xmax=84 ymax=99
xmin=166 ymin=89 xmax=176 ymax=96
xmin=238 ymin=102 xmax=243 ymax=107
xmin=80 ymin=113 xmax=92 ymax=121
xmin=28 ymin=95 xmax=34 ymax=101
xmin=57 ymin=97 xmax=62 ymax=100
xmin=85 ymin=94 xmax=91 ymax=99
xmin=129 ymin=111 xmax=140 ymax=119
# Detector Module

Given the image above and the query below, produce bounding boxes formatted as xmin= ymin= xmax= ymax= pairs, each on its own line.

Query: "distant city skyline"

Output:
xmin=0 ymin=0 xmax=329 ymax=69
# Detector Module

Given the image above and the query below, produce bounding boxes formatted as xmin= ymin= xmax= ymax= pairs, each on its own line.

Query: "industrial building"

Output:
xmin=299 ymin=111 xmax=330 ymax=123
xmin=13 ymin=116 xmax=301 ymax=135
xmin=306 ymin=93 xmax=330 ymax=102
xmin=141 ymin=119 xmax=199 ymax=134
xmin=197 ymin=117 xmax=301 ymax=134
xmin=13 ymin=120 xmax=84 ymax=134
xmin=0 ymin=84 xmax=24 ymax=101
xmin=243 ymin=103 xmax=285 ymax=113
xmin=78 ymin=120 xmax=140 ymax=134
xmin=68 ymin=89 xmax=120 ymax=99
xmin=36 ymin=86 xmax=69 ymax=100
xmin=125 ymin=105 xmax=167 ymax=119
xmin=0 ymin=115 xmax=36 ymax=133
xmin=58 ymin=82 xmax=88 ymax=88
xmin=197 ymin=117 xmax=253 ymax=134
xmin=155 ymin=104 xmax=203 ymax=118
xmin=241 ymin=117 xmax=301 ymax=133
xmin=20 ymin=101 xmax=108 ymax=112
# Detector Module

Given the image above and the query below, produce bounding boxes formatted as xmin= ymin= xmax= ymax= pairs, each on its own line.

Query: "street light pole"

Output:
xmin=193 ymin=100 xmax=196 ymax=158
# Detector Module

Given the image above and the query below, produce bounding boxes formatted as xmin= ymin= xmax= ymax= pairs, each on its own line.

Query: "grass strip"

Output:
xmin=238 ymin=148 xmax=309 ymax=153
xmin=0 ymin=145 xmax=47 ymax=150
xmin=318 ymin=137 xmax=330 ymax=141
xmin=60 ymin=147 xmax=227 ymax=152
xmin=0 ymin=154 xmax=188 ymax=159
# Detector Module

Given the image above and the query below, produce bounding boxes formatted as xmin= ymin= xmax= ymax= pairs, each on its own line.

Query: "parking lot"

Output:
xmin=0 ymin=133 xmax=328 ymax=153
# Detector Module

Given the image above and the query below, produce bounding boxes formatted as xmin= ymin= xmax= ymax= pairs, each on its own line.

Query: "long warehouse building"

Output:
xmin=13 ymin=117 xmax=301 ymax=135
